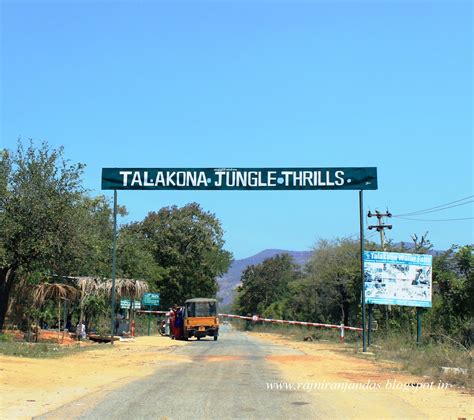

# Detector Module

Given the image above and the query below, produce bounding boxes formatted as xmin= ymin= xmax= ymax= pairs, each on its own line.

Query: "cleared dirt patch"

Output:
xmin=0 ymin=336 xmax=188 ymax=420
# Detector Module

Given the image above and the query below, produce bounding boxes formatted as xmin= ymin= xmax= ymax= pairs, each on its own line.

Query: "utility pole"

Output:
xmin=367 ymin=210 xmax=392 ymax=250
xmin=367 ymin=209 xmax=392 ymax=346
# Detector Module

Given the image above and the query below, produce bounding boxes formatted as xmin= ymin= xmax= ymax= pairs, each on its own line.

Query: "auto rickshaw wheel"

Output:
xmin=197 ymin=336 xmax=200 ymax=341
xmin=214 ymin=335 xmax=218 ymax=341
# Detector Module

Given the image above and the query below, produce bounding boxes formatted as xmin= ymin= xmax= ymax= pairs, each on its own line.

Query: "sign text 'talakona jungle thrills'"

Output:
xmin=101 ymin=167 xmax=378 ymax=191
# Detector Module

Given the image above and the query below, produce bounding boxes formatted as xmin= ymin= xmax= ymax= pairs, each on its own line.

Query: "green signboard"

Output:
xmin=120 ymin=299 xmax=141 ymax=310
xmin=142 ymin=293 xmax=160 ymax=307
xmin=102 ymin=167 xmax=377 ymax=191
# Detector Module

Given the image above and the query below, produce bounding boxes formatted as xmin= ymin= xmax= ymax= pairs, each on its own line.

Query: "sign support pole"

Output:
xmin=110 ymin=189 xmax=118 ymax=345
xmin=148 ymin=304 xmax=151 ymax=336
xmin=359 ymin=190 xmax=367 ymax=352
xmin=416 ymin=307 xmax=422 ymax=345
xmin=368 ymin=304 xmax=373 ymax=346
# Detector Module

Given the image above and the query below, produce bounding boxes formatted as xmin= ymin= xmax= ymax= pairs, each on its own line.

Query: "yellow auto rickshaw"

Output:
xmin=183 ymin=298 xmax=219 ymax=341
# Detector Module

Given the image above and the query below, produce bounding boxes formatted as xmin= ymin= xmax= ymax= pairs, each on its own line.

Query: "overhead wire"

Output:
xmin=393 ymin=200 xmax=473 ymax=217
xmin=394 ymin=195 xmax=473 ymax=217
xmin=395 ymin=216 xmax=473 ymax=222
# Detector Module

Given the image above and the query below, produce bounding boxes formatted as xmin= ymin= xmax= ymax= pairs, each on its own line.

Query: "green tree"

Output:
xmin=74 ymin=195 xmax=122 ymax=278
xmin=116 ymin=223 xmax=165 ymax=286
xmin=303 ymin=239 xmax=360 ymax=326
xmin=137 ymin=203 xmax=232 ymax=308
xmin=235 ymin=254 xmax=300 ymax=317
xmin=0 ymin=141 xmax=87 ymax=329
xmin=429 ymin=245 xmax=473 ymax=345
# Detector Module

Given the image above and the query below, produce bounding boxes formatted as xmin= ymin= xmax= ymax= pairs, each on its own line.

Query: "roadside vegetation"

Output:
xmin=0 ymin=331 xmax=104 ymax=358
xmin=0 ymin=140 xmax=232 ymax=350
xmin=232 ymin=239 xmax=473 ymax=389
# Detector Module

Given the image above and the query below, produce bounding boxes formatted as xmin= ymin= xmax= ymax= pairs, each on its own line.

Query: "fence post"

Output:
xmin=340 ymin=324 xmax=345 ymax=342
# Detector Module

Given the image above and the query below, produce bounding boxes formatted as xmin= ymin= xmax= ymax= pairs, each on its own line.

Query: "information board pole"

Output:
xmin=359 ymin=190 xmax=367 ymax=352
xmin=110 ymin=189 xmax=118 ymax=345
xmin=368 ymin=304 xmax=373 ymax=346
xmin=416 ymin=307 xmax=422 ymax=345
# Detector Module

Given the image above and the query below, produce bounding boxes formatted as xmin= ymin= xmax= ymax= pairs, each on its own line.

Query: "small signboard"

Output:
xmin=120 ymin=299 xmax=142 ymax=310
xmin=364 ymin=251 xmax=432 ymax=308
xmin=142 ymin=293 xmax=160 ymax=307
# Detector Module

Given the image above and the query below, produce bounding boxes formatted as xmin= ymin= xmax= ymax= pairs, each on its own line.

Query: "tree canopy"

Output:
xmin=132 ymin=203 xmax=232 ymax=308
xmin=0 ymin=141 xmax=89 ymax=329
xmin=233 ymin=239 xmax=473 ymax=345
xmin=234 ymin=253 xmax=300 ymax=318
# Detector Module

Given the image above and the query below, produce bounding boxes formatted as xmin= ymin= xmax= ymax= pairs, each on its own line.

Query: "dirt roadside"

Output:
xmin=0 ymin=336 xmax=189 ymax=419
xmin=1 ymin=332 xmax=472 ymax=420
xmin=251 ymin=332 xmax=473 ymax=419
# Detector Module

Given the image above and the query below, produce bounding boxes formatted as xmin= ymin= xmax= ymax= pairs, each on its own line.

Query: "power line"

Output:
xmin=396 ymin=216 xmax=474 ymax=222
xmin=345 ymin=229 xmax=377 ymax=240
xmin=394 ymin=195 xmax=474 ymax=217
xmin=393 ymin=200 xmax=473 ymax=217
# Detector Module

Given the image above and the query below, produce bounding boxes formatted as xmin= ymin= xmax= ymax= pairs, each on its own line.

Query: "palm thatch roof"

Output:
xmin=100 ymin=278 xmax=149 ymax=299
xmin=34 ymin=276 xmax=149 ymax=301
xmin=33 ymin=283 xmax=79 ymax=306
xmin=66 ymin=276 xmax=148 ymax=298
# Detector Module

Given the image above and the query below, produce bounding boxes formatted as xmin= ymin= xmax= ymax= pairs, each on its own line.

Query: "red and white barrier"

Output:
xmin=218 ymin=313 xmax=362 ymax=341
xmin=136 ymin=310 xmax=169 ymax=315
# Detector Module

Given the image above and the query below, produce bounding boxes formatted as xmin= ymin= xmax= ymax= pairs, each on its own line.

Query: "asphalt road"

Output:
xmin=37 ymin=325 xmax=322 ymax=420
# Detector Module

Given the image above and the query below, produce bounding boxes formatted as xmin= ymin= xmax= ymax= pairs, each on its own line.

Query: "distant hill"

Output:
xmin=217 ymin=249 xmax=312 ymax=305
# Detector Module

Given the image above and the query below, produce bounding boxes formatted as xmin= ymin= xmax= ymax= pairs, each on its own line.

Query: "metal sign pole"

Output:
xmin=110 ymin=189 xmax=118 ymax=345
xmin=416 ymin=307 xmax=422 ymax=345
xmin=368 ymin=304 xmax=373 ymax=346
xmin=359 ymin=190 xmax=367 ymax=352
xmin=148 ymin=304 xmax=151 ymax=336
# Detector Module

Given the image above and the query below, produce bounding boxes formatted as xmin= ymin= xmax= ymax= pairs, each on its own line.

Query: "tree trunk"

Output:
xmin=343 ymin=301 xmax=350 ymax=326
xmin=0 ymin=267 xmax=16 ymax=331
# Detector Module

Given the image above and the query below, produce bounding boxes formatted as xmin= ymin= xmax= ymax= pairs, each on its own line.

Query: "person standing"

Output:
xmin=169 ymin=307 xmax=177 ymax=339
xmin=114 ymin=312 xmax=123 ymax=335
xmin=175 ymin=307 xmax=184 ymax=340
xmin=76 ymin=322 xmax=86 ymax=339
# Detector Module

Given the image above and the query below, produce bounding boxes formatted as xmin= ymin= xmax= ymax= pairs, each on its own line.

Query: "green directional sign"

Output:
xmin=120 ymin=299 xmax=141 ymax=309
xmin=102 ymin=167 xmax=377 ymax=191
xmin=142 ymin=293 xmax=160 ymax=307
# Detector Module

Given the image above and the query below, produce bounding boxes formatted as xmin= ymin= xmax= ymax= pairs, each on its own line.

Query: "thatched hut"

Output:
xmin=32 ymin=283 xmax=79 ymax=337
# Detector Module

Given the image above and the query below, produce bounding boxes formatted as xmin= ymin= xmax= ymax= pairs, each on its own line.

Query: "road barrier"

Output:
xmin=218 ymin=313 xmax=362 ymax=342
xmin=136 ymin=310 xmax=168 ymax=315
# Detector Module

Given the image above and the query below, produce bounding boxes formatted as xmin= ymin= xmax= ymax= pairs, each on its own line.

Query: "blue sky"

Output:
xmin=1 ymin=0 xmax=472 ymax=259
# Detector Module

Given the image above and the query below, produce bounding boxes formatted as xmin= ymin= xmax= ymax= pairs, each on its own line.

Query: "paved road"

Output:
xmin=38 ymin=326 xmax=322 ymax=419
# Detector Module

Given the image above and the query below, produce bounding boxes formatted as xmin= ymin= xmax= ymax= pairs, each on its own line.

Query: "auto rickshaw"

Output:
xmin=183 ymin=298 xmax=219 ymax=341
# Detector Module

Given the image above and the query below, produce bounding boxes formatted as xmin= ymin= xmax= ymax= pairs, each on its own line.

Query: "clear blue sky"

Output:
xmin=1 ymin=0 xmax=472 ymax=259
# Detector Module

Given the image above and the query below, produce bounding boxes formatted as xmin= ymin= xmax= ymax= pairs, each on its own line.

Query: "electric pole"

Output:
xmin=368 ymin=209 xmax=392 ymax=250
xmin=366 ymin=209 xmax=393 ymax=346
